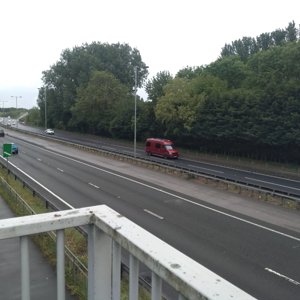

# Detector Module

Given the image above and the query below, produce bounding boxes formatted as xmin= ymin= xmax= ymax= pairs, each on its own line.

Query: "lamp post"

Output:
xmin=44 ymin=87 xmax=47 ymax=130
xmin=11 ymin=95 xmax=22 ymax=109
xmin=0 ymin=100 xmax=8 ymax=112
xmin=11 ymin=96 xmax=22 ymax=127
xmin=134 ymin=66 xmax=138 ymax=158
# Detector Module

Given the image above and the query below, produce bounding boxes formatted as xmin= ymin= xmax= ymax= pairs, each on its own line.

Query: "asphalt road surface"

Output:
xmin=12 ymin=124 xmax=300 ymax=200
xmin=2 ymin=129 xmax=300 ymax=300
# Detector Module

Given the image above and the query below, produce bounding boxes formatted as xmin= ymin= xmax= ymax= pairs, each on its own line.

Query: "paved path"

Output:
xmin=0 ymin=196 xmax=77 ymax=300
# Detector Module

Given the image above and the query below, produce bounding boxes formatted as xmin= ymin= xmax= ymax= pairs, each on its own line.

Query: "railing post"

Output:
xmin=112 ymin=241 xmax=121 ymax=300
xmin=20 ymin=236 xmax=30 ymax=300
xmin=151 ymin=272 xmax=162 ymax=300
xmin=129 ymin=254 xmax=139 ymax=300
xmin=57 ymin=229 xmax=65 ymax=300
xmin=88 ymin=224 xmax=112 ymax=300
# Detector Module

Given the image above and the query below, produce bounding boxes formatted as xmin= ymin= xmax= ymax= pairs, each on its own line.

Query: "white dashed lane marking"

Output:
xmin=265 ymin=268 xmax=300 ymax=286
xmin=144 ymin=209 xmax=164 ymax=220
xmin=88 ymin=182 xmax=100 ymax=189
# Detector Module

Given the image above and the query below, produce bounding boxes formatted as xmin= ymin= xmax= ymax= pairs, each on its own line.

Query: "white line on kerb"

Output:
xmin=188 ymin=164 xmax=224 ymax=174
xmin=102 ymin=146 xmax=115 ymax=151
xmin=245 ymin=176 xmax=300 ymax=192
xmin=88 ymin=182 xmax=100 ymax=189
xmin=265 ymin=268 xmax=300 ymax=286
xmin=144 ymin=209 xmax=164 ymax=220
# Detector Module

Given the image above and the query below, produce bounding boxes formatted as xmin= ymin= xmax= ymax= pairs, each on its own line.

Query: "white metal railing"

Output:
xmin=0 ymin=205 xmax=257 ymax=300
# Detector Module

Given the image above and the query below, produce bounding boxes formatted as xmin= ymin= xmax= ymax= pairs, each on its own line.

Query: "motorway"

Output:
xmin=1 ymin=128 xmax=300 ymax=300
xmin=13 ymin=124 xmax=300 ymax=200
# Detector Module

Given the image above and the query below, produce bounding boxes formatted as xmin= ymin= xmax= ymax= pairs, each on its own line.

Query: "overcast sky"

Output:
xmin=0 ymin=0 xmax=299 ymax=109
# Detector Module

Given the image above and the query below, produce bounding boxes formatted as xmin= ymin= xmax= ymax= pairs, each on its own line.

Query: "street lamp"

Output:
xmin=44 ymin=87 xmax=47 ymax=130
xmin=0 ymin=100 xmax=8 ymax=112
xmin=134 ymin=66 xmax=138 ymax=157
xmin=11 ymin=95 xmax=22 ymax=109
xmin=11 ymin=96 xmax=22 ymax=127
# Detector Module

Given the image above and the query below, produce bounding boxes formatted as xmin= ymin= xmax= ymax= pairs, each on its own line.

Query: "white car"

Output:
xmin=45 ymin=128 xmax=54 ymax=135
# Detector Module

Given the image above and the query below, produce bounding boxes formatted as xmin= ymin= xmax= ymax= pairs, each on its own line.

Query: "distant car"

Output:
xmin=0 ymin=129 xmax=4 ymax=137
xmin=45 ymin=128 xmax=54 ymax=135
xmin=11 ymin=143 xmax=18 ymax=154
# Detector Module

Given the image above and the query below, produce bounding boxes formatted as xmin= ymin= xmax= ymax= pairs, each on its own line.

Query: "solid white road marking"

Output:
xmin=144 ymin=209 xmax=164 ymax=220
xmin=265 ymin=268 xmax=300 ymax=286
xmin=188 ymin=164 xmax=224 ymax=174
xmin=16 ymin=144 xmax=300 ymax=242
xmin=245 ymin=176 xmax=300 ymax=191
xmin=5 ymin=159 xmax=74 ymax=209
xmin=88 ymin=182 xmax=100 ymax=189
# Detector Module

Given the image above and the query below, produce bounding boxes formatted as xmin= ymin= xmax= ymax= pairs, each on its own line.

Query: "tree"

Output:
xmin=109 ymin=96 xmax=135 ymax=139
xmin=206 ymin=56 xmax=248 ymax=88
xmin=221 ymin=37 xmax=258 ymax=61
xmin=286 ymin=21 xmax=298 ymax=42
xmin=221 ymin=21 xmax=300 ymax=60
xmin=25 ymin=107 xmax=41 ymax=126
xmin=256 ymin=32 xmax=273 ymax=51
xmin=143 ymin=71 xmax=174 ymax=137
xmin=221 ymin=43 xmax=235 ymax=57
xmin=145 ymin=71 xmax=173 ymax=105
xmin=232 ymin=38 xmax=249 ymax=61
xmin=40 ymin=42 xmax=149 ymax=128
xmin=271 ymin=29 xmax=286 ymax=46
xmin=176 ymin=66 xmax=204 ymax=79
xmin=155 ymin=77 xmax=204 ymax=136
xmin=70 ymin=71 xmax=131 ymax=135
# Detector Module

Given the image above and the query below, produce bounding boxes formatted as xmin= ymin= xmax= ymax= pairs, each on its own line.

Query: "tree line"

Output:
xmin=33 ymin=21 xmax=300 ymax=163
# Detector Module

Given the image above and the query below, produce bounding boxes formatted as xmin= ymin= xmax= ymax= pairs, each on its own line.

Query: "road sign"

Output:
xmin=3 ymin=143 xmax=12 ymax=158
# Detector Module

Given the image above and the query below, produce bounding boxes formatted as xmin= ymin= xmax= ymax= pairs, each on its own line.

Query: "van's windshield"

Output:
xmin=165 ymin=145 xmax=173 ymax=150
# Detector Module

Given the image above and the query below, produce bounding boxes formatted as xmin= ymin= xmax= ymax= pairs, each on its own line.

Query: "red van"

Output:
xmin=145 ymin=138 xmax=179 ymax=159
